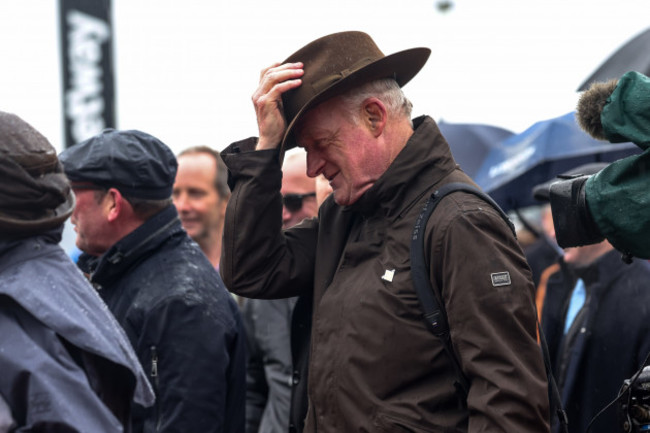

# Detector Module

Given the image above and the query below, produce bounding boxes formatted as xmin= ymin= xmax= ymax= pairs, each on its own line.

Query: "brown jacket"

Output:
xmin=221 ymin=116 xmax=550 ymax=432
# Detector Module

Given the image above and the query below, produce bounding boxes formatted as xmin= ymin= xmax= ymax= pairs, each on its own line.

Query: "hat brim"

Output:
xmin=281 ymin=47 xmax=431 ymax=153
xmin=0 ymin=191 xmax=75 ymax=235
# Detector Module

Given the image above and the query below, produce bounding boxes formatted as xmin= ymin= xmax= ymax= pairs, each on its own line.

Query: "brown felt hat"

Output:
xmin=280 ymin=31 xmax=431 ymax=152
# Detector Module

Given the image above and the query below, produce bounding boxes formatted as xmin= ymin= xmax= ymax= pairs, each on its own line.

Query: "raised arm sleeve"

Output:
xmin=220 ymin=139 xmax=318 ymax=300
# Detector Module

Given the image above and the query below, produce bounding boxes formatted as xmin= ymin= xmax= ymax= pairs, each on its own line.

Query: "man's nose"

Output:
xmin=173 ymin=192 xmax=190 ymax=212
xmin=306 ymin=151 xmax=325 ymax=178
xmin=282 ymin=205 xmax=292 ymax=225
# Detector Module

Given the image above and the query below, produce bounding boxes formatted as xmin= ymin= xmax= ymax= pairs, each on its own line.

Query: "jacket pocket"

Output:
xmin=374 ymin=411 xmax=456 ymax=433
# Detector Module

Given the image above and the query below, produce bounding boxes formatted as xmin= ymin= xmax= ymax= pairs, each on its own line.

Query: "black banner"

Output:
xmin=59 ymin=0 xmax=115 ymax=148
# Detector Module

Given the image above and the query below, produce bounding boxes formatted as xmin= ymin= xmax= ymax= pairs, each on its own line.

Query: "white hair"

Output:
xmin=339 ymin=78 xmax=413 ymax=124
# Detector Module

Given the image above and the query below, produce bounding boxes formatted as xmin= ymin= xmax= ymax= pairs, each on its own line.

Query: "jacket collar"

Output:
xmin=83 ymin=205 xmax=183 ymax=285
xmin=347 ymin=116 xmax=458 ymax=220
xmin=574 ymin=248 xmax=631 ymax=293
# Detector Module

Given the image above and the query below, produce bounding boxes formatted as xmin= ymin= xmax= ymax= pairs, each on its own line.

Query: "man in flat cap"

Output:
xmin=0 ymin=111 xmax=154 ymax=432
xmin=59 ymin=129 xmax=246 ymax=433
xmin=220 ymin=31 xmax=550 ymax=432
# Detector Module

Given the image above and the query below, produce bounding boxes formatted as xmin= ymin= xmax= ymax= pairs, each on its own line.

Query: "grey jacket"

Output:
xmin=243 ymin=297 xmax=296 ymax=433
xmin=0 ymin=229 xmax=154 ymax=432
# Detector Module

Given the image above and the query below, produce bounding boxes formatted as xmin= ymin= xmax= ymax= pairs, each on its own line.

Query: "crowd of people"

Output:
xmin=1 ymin=30 xmax=649 ymax=433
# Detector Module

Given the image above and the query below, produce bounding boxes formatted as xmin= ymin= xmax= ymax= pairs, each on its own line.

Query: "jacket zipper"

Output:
xmin=151 ymin=345 xmax=162 ymax=431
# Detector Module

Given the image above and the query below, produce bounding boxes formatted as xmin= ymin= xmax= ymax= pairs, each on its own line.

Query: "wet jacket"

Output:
xmin=78 ymin=205 xmax=246 ymax=433
xmin=542 ymin=251 xmax=650 ymax=433
xmin=221 ymin=116 xmax=550 ymax=432
xmin=0 ymin=228 xmax=154 ymax=432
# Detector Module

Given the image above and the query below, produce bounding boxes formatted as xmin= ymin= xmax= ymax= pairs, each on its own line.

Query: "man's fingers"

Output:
xmin=258 ymin=63 xmax=304 ymax=93
xmin=259 ymin=62 xmax=282 ymax=80
xmin=252 ymin=62 xmax=304 ymax=150
xmin=252 ymin=63 xmax=304 ymax=115
xmin=259 ymin=62 xmax=304 ymax=81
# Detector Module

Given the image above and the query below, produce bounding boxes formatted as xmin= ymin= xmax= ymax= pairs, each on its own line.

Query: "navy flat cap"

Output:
xmin=60 ymin=129 xmax=177 ymax=200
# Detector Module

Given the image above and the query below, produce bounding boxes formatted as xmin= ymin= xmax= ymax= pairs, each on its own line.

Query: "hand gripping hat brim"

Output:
xmin=280 ymin=31 xmax=431 ymax=152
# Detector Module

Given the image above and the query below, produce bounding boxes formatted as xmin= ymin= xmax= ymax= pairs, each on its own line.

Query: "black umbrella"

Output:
xmin=437 ymin=120 xmax=514 ymax=179
xmin=578 ymin=27 xmax=650 ymax=91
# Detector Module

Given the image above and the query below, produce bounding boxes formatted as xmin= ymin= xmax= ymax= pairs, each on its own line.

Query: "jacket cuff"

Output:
xmin=221 ymin=138 xmax=282 ymax=191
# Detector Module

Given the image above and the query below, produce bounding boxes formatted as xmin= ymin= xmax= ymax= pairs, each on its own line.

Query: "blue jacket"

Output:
xmin=0 ymin=228 xmax=154 ymax=432
xmin=542 ymin=250 xmax=650 ymax=433
xmin=78 ymin=206 xmax=246 ymax=433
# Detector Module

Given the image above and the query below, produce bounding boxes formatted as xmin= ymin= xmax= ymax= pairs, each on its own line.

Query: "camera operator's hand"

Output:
xmin=253 ymin=62 xmax=304 ymax=150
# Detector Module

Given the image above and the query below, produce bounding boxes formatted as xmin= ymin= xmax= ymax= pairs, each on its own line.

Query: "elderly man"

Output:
xmin=220 ymin=31 xmax=550 ymax=432
xmin=0 ymin=111 xmax=153 ymax=432
xmin=59 ymin=129 xmax=246 ymax=433
xmin=173 ymin=146 xmax=230 ymax=269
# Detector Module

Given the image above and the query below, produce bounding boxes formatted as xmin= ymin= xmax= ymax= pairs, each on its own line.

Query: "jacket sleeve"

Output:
xmin=429 ymin=194 xmax=551 ymax=433
xmin=220 ymin=139 xmax=318 ymax=299
xmin=0 ymin=300 xmax=123 ymax=433
xmin=139 ymin=296 xmax=243 ymax=433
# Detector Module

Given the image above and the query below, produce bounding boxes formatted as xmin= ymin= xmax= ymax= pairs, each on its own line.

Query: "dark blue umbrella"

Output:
xmin=473 ymin=112 xmax=641 ymax=212
xmin=437 ymin=120 xmax=514 ymax=179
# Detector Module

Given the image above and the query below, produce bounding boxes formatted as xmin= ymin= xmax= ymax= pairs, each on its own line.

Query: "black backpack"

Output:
xmin=410 ymin=182 xmax=568 ymax=433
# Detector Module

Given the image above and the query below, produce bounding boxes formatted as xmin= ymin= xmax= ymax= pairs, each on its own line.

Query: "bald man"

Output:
xmin=280 ymin=152 xmax=318 ymax=228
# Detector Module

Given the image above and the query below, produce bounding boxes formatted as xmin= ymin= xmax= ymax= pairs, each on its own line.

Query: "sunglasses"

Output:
xmin=283 ymin=192 xmax=316 ymax=212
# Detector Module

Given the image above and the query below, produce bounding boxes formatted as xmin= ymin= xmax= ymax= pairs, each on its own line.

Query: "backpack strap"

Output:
xmin=410 ymin=182 xmax=568 ymax=432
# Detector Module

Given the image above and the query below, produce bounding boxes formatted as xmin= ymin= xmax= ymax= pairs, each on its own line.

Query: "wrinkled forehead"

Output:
xmin=292 ymin=106 xmax=321 ymax=146
xmin=292 ymin=97 xmax=345 ymax=147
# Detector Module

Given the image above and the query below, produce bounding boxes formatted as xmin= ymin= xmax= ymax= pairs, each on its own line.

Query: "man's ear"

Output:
xmin=105 ymin=188 xmax=124 ymax=222
xmin=362 ymin=98 xmax=387 ymax=137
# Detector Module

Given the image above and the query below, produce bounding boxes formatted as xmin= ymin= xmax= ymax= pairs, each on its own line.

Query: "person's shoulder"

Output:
xmin=611 ymin=256 xmax=650 ymax=287
xmin=0 ymin=296 xmax=31 ymax=328
xmin=138 ymin=255 xmax=226 ymax=296
xmin=427 ymin=189 xmax=508 ymax=231
xmin=4 ymin=238 xmax=86 ymax=286
xmin=150 ymin=243 xmax=235 ymax=297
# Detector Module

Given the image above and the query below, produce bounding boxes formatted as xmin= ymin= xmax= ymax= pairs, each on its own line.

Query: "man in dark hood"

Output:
xmin=0 ymin=110 xmax=154 ymax=432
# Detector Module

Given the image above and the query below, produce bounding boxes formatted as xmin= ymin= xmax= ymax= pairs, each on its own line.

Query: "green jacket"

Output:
xmin=585 ymin=71 xmax=650 ymax=258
